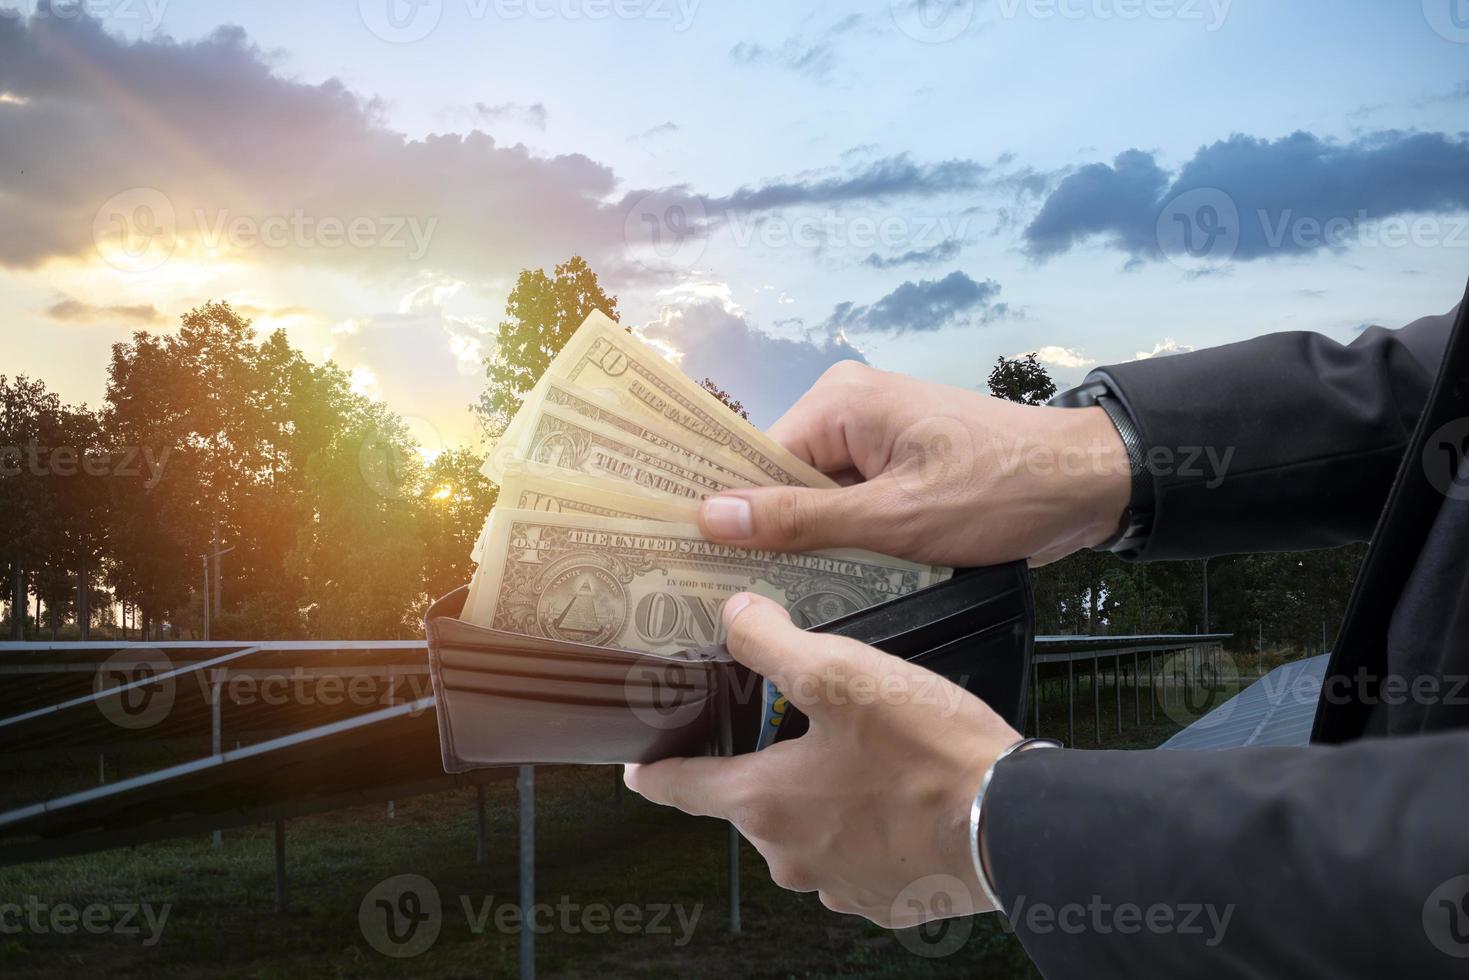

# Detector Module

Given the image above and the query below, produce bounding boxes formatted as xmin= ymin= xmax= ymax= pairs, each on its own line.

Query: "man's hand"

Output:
xmin=698 ymin=361 xmax=1131 ymax=566
xmin=623 ymin=592 xmax=1023 ymax=927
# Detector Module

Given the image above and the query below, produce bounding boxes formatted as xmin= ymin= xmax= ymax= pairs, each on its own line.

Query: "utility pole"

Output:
xmin=1201 ymin=558 xmax=1210 ymax=634
xmin=199 ymin=544 xmax=235 ymax=641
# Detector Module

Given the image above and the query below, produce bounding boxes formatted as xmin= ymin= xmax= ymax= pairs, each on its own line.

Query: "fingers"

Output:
xmin=721 ymin=593 xmax=843 ymax=718
xmin=766 ymin=361 xmax=893 ymax=477
xmin=698 ymin=483 xmax=882 ymax=554
xmin=622 ymin=754 xmax=761 ymax=820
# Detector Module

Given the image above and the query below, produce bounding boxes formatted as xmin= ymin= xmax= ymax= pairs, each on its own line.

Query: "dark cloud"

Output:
xmin=471 ymin=101 xmax=548 ymax=130
xmin=825 ymin=271 xmax=1006 ymax=336
xmin=1023 ymin=131 xmax=1469 ymax=262
xmin=0 ymin=11 xmax=995 ymax=288
xmin=637 ymin=300 xmax=867 ymax=428
xmin=863 ymin=239 xmax=963 ymax=269
xmin=43 ymin=296 xmax=163 ymax=324
xmin=700 ymin=154 xmax=988 ymax=214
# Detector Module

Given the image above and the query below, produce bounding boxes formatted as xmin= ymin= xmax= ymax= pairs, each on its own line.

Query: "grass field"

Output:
xmin=1 ymin=655 xmax=1258 ymax=979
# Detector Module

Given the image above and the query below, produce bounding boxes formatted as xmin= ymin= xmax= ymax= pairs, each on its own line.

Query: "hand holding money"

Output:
xmin=462 ymin=310 xmax=951 ymax=652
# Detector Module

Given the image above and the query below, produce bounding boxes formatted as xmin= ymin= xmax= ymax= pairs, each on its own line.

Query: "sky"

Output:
xmin=1 ymin=0 xmax=1466 ymax=450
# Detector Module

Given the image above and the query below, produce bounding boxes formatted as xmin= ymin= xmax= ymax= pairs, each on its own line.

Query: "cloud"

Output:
xmin=631 ymin=121 xmax=680 ymax=140
xmin=0 ymin=13 xmax=616 ymax=279
xmin=0 ymin=12 xmax=996 ymax=291
xmin=636 ymin=298 xmax=867 ymax=428
xmin=43 ymin=296 xmax=163 ymax=324
xmin=470 ymin=101 xmax=549 ymax=130
xmin=825 ymin=271 xmax=1007 ymax=336
xmin=1030 ymin=345 xmax=1094 ymax=370
xmin=1023 ymin=131 xmax=1469 ymax=262
xmin=698 ymin=154 xmax=988 ymax=214
xmin=863 ymin=239 xmax=963 ymax=269
xmin=729 ymin=14 xmax=864 ymax=81
xmin=1134 ymin=339 xmax=1194 ymax=359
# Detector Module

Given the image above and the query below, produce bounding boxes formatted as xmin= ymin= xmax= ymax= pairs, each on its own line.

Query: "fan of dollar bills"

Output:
xmin=462 ymin=310 xmax=952 ymax=656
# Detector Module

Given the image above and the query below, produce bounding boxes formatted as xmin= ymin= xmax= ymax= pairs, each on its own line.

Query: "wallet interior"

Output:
xmin=424 ymin=561 xmax=1034 ymax=770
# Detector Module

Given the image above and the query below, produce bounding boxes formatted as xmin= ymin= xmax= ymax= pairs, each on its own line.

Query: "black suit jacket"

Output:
xmin=986 ymin=283 xmax=1469 ymax=977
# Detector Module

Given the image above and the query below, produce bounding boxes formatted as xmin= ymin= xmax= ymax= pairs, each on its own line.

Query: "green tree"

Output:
xmin=987 ymin=353 xmax=1057 ymax=406
xmin=475 ymin=256 xmax=619 ymax=439
xmin=419 ymin=448 xmax=498 ymax=603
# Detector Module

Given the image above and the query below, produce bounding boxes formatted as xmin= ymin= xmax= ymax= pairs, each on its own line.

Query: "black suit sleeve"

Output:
xmin=1088 ymin=308 xmax=1457 ymax=560
xmin=984 ymin=731 xmax=1469 ymax=978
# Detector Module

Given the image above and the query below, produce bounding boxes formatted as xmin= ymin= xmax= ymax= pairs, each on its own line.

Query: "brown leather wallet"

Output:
xmin=424 ymin=562 xmax=1034 ymax=771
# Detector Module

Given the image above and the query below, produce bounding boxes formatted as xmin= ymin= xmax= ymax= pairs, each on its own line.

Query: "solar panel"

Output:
xmin=1159 ymin=654 xmax=1328 ymax=751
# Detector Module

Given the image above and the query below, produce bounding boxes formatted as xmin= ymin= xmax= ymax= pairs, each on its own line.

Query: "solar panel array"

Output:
xmin=1159 ymin=654 xmax=1328 ymax=751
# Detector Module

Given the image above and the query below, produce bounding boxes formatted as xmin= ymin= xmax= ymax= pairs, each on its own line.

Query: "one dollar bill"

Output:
xmin=464 ymin=508 xmax=950 ymax=653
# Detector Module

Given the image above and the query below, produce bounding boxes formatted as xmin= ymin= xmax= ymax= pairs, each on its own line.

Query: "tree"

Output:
xmin=700 ymin=378 xmax=749 ymax=421
xmin=418 ymin=448 xmax=498 ymax=603
xmin=474 ymin=256 xmax=619 ymax=438
xmin=987 ymin=353 xmax=1057 ymax=405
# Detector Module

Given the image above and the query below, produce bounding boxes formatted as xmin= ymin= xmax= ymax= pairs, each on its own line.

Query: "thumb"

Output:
xmin=721 ymin=592 xmax=841 ymax=719
xmin=699 ymin=484 xmax=878 ymax=553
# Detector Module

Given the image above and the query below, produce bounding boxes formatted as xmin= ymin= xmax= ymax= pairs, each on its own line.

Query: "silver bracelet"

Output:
xmin=968 ymin=737 xmax=1063 ymax=915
